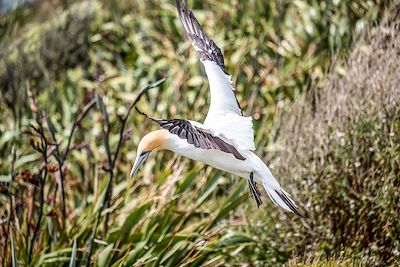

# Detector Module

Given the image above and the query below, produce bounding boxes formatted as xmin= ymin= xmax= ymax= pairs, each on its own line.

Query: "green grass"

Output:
xmin=0 ymin=0 xmax=395 ymax=266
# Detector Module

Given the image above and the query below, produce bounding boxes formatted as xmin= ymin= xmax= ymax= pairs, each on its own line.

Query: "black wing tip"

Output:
xmin=176 ymin=0 xmax=188 ymax=18
xmin=135 ymin=107 xmax=154 ymax=121
xmin=135 ymin=107 xmax=162 ymax=124
xmin=175 ymin=0 xmax=230 ymax=76
xmin=275 ymin=190 xmax=305 ymax=218
xmin=135 ymin=107 xmax=147 ymax=117
xmin=176 ymin=0 xmax=186 ymax=8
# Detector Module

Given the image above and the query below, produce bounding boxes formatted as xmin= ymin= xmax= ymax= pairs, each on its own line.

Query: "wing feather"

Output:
xmin=176 ymin=1 xmax=255 ymax=150
xmin=136 ymin=108 xmax=246 ymax=160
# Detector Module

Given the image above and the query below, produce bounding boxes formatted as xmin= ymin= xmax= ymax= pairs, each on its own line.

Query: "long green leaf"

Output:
xmin=11 ymin=231 xmax=18 ymax=267
xmin=97 ymin=243 xmax=113 ymax=267
xmin=69 ymin=239 xmax=78 ymax=267
xmin=117 ymin=201 xmax=152 ymax=244
xmin=194 ymin=173 xmax=222 ymax=208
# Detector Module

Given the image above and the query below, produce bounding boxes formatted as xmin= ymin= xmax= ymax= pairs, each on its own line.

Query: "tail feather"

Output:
xmin=251 ymin=154 xmax=303 ymax=217
xmin=263 ymin=184 xmax=303 ymax=217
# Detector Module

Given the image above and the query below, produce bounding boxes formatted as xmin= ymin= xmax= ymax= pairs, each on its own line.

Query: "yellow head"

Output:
xmin=130 ymin=130 xmax=168 ymax=177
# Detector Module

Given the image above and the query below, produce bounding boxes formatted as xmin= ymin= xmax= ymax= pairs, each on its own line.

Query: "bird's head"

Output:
xmin=130 ymin=130 xmax=168 ymax=177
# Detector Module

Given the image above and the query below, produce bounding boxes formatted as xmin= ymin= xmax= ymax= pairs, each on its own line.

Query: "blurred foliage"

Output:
xmin=0 ymin=0 xmax=393 ymax=266
xmin=248 ymin=6 xmax=400 ymax=266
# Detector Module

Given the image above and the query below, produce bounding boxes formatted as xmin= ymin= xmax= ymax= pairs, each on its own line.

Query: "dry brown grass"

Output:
xmin=263 ymin=4 xmax=400 ymax=265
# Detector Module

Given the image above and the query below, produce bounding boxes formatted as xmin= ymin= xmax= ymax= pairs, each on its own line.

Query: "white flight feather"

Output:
xmin=201 ymin=60 xmax=255 ymax=150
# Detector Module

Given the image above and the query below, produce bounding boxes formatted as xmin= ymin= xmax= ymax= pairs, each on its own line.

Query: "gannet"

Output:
xmin=131 ymin=0 xmax=302 ymax=217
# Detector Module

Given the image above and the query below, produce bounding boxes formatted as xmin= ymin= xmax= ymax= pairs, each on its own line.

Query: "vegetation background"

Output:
xmin=0 ymin=0 xmax=398 ymax=266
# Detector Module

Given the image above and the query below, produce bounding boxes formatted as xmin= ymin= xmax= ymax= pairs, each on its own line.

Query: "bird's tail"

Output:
xmin=263 ymin=185 xmax=303 ymax=217
xmin=260 ymin=166 xmax=303 ymax=217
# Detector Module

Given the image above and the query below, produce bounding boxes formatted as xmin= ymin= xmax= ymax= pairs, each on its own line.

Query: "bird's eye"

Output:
xmin=140 ymin=151 xmax=149 ymax=156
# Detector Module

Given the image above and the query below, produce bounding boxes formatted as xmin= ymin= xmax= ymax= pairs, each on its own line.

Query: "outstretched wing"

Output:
xmin=176 ymin=0 xmax=255 ymax=150
xmin=136 ymin=108 xmax=246 ymax=160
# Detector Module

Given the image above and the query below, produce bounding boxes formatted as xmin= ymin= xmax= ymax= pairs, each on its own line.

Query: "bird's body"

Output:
xmin=163 ymin=129 xmax=254 ymax=178
xmin=131 ymin=0 xmax=303 ymax=217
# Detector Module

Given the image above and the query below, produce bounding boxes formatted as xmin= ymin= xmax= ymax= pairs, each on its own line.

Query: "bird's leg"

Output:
xmin=248 ymin=172 xmax=263 ymax=208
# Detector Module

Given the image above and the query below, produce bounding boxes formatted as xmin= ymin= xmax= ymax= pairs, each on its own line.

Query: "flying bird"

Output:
xmin=131 ymin=0 xmax=303 ymax=217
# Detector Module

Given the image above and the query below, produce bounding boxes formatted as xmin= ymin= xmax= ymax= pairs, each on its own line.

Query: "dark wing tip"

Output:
xmin=152 ymin=119 xmax=246 ymax=160
xmin=276 ymin=190 xmax=305 ymax=218
xmin=135 ymin=107 xmax=161 ymax=124
xmin=175 ymin=0 xmax=228 ymax=74
xmin=176 ymin=0 xmax=187 ymax=13
xmin=135 ymin=107 xmax=147 ymax=117
xmin=176 ymin=0 xmax=190 ymax=20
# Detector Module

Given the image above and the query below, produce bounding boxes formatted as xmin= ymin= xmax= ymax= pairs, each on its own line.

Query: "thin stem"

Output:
xmin=111 ymin=79 xmax=165 ymax=168
xmin=28 ymin=125 xmax=49 ymax=263
xmin=47 ymin=98 xmax=96 ymax=222
xmin=28 ymin=165 xmax=48 ymax=263
xmin=63 ymin=99 xmax=97 ymax=163
xmin=3 ymin=146 xmax=17 ymax=266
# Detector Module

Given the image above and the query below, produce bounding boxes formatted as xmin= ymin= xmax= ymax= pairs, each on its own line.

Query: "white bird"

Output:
xmin=131 ymin=0 xmax=303 ymax=217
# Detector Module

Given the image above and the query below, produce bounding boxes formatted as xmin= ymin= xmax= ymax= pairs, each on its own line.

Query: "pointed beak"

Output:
xmin=130 ymin=151 xmax=150 ymax=178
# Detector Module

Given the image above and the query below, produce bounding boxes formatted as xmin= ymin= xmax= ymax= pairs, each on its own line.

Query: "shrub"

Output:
xmin=242 ymin=5 xmax=400 ymax=266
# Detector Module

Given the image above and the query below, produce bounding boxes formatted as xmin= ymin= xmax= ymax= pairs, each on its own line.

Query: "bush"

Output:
xmin=242 ymin=5 xmax=400 ymax=265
